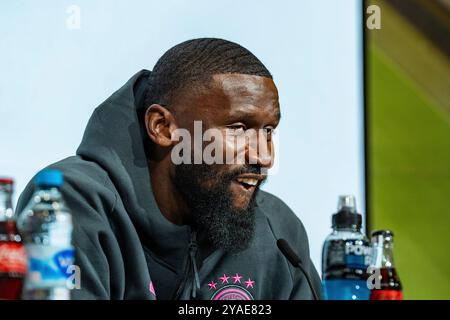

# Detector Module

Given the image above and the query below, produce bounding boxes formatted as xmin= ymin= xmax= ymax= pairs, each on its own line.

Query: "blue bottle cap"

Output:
xmin=35 ymin=169 xmax=64 ymax=188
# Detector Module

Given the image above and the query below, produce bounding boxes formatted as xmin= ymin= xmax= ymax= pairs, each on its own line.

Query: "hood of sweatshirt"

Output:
xmin=76 ymin=69 xmax=196 ymax=273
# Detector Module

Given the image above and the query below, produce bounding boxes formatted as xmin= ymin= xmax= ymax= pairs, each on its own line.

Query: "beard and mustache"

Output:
xmin=173 ymin=163 xmax=263 ymax=254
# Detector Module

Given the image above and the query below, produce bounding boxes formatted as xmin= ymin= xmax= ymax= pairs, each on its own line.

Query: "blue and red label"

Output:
xmin=25 ymin=244 xmax=75 ymax=289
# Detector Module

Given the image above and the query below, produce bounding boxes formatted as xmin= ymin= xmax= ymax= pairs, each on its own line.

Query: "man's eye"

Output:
xmin=227 ymin=124 xmax=246 ymax=135
xmin=264 ymin=127 xmax=275 ymax=137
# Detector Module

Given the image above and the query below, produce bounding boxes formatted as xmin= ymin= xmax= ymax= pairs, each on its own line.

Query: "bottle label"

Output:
xmin=345 ymin=242 xmax=372 ymax=269
xmin=25 ymin=244 xmax=74 ymax=289
xmin=371 ymin=289 xmax=403 ymax=300
xmin=0 ymin=242 xmax=27 ymax=275
xmin=325 ymin=239 xmax=371 ymax=275
xmin=323 ymin=239 xmax=372 ymax=300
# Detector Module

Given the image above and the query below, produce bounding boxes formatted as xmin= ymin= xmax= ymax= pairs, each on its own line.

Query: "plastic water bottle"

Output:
xmin=321 ymin=195 xmax=371 ymax=300
xmin=17 ymin=169 xmax=75 ymax=300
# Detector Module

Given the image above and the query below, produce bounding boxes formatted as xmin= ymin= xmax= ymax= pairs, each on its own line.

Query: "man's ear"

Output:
xmin=145 ymin=104 xmax=177 ymax=147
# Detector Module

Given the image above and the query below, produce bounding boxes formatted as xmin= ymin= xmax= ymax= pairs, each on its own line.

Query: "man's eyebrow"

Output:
xmin=267 ymin=107 xmax=281 ymax=126
xmin=274 ymin=109 xmax=281 ymax=123
xmin=228 ymin=106 xmax=281 ymax=122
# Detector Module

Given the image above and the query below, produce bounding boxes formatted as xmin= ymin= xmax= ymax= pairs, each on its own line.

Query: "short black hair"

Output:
xmin=144 ymin=38 xmax=272 ymax=108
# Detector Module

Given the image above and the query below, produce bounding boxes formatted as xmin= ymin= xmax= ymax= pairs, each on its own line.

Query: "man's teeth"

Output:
xmin=236 ymin=178 xmax=258 ymax=186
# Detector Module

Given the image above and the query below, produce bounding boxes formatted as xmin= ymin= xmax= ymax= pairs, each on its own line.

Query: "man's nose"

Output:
xmin=247 ymin=138 xmax=273 ymax=168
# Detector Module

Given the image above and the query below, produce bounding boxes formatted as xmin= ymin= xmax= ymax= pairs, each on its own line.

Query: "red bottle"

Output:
xmin=0 ymin=178 xmax=27 ymax=299
xmin=370 ymin=230 xmax=403 ymax=300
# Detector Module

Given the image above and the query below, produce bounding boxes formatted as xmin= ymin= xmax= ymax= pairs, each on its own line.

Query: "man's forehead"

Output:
xmin=196 ymin=73 xmax=280 ymax=115
xmin=175 ymin=73 xmax=280 ymax=124
xmin=212 ymin=73 xmax=278 ymax=100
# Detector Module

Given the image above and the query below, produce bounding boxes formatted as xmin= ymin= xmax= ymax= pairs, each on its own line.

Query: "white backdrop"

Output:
xmin=0 ymin=0 xmax=365 ymax=273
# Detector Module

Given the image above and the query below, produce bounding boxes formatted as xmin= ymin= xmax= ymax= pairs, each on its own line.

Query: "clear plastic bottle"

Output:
xmin=17 ymin=169 xmax=74 ymax=300
xmin=322 ymin=195 xmax=371 ymax=300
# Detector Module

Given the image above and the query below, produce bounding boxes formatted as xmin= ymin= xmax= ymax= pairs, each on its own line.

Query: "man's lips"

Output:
xmin=233 ymin=173 xmax=266 ymax=190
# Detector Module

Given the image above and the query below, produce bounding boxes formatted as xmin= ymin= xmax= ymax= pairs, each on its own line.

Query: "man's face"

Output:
xmin=171 ymin=74 xmax=280 ymax=252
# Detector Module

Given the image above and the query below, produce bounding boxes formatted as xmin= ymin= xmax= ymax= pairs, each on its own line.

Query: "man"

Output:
xmin=17 ymin=38 xmax=322 ymax=300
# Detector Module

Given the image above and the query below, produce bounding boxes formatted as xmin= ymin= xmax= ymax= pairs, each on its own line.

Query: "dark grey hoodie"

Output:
xmin=16 ymin=70 xmax=322 ymax=300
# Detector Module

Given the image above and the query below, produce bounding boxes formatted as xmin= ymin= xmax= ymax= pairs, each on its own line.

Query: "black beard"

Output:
xmin=173 ymin=163 xmax=261 ymax=253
